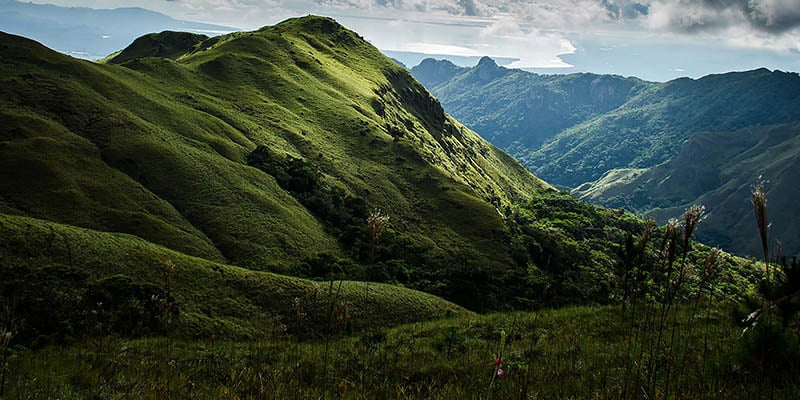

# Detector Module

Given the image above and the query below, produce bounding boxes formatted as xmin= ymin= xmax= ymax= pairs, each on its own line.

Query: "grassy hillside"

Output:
xmin=2 ymin=18 xmax=794 ymax=399
xmin=0 ymin=213 xmax=468 ymax=342
xmin=8 ymin=303 xmax=798 ymax=399
xmin=0 ymin=19 xmax=548 ymax=278
xmin=574 ymin=123 xmax=800 ymax=256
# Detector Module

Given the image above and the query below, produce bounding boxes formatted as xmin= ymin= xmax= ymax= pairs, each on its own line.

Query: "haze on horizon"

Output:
xmin=23 ymin=0 xmax=800 ymax=81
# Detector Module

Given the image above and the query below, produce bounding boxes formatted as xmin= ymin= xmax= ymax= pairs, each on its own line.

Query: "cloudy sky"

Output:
xmin=32 ymin=0 xmax=800 ymax=81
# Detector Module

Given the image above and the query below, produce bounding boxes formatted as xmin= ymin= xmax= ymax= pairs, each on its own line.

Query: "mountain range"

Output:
xmin=0 ymin=0 xmax=235 ymax=59
xmin=412 ymin=57 xmax=800 ymax=256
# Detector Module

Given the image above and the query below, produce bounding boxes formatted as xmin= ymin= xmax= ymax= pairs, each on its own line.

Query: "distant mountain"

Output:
xmin=382 ymin=50 xmax=519 ymax=71
xmin=413 ymin=58 xmax=800 ymax=256
xmin=530 ymin=69 xmax=800 ymax=188
xmin=574 ymin=123 xmax=800 ymax=256
xmin=0 ymin=0 xmax=235 ymax=59
xmin=412 ymin=57 xmax=649 ymax=159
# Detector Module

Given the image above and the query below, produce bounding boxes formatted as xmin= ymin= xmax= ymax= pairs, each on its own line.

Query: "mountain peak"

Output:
xmin=274 ymin=15 xmax=347 ymax=35
xmin=105 ymin=30 xmax=208 ymax=64
xmin=472 ymin=56 xmax=504 ymax=82
xmin=477 ymin=56 xmax=497 ymax=68
xmin=411 ymin=58 xmax=467 ymax=88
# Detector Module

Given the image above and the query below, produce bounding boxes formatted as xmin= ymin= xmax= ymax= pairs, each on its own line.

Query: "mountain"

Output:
xmin=103 ymin=31 xmax=209 ymax=64
xmin=574 ymin=123 xmax=800 ymax=256
xmin=1 ymin=16 xmax=575 ymax=318
xmin=412 ymin=58 xmax=800 ymax=256
xmin=382 ymin=50 xmax=520 ymax=73
xmin=0 ymin=0 xmax=235 ymax=59
xmin=412 ymin=57 xmax=650 ymax=160
xmin=530 ymin=69 xmax=800 ymax=188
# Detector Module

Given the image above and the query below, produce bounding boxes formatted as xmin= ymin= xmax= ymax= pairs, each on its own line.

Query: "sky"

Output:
xmin=30 ymin=0 xmax=800 ymax=81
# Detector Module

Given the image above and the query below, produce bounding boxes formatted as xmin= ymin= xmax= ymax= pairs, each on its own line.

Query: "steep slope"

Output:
xmin=574 ymin=123 xmax=800 ymax=256
xmin=0 ymin=18 xmax=548 ymax=279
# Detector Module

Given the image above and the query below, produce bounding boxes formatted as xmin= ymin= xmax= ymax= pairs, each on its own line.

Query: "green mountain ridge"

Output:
xmin=0 ymin=17 xmax=759 ymax=340
xmin=1 ymin=16 xmax=600 ymax=325
xmin=0 ymin=20 xmax=548 ymax=273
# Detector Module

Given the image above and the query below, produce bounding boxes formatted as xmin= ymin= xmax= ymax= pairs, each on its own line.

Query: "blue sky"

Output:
xmin=31 ymin=0 xmax=800 ymax=81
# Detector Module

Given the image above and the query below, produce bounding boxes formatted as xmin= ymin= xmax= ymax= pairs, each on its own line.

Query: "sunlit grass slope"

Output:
xmin=0 ymin=16 xmax=549 ymax=272
xmin=0 ymin=213 xmax=468 ymax=339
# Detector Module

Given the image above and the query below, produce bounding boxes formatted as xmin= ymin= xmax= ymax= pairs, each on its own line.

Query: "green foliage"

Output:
xmin=503 ymin=190 xmax=643 ymax=306
xmin=0 ymin=264 xmax=170 ymax=346
xmin=737 ymin=319 xmax=800 ymax=374
xmin=247 ymin=145 xmax=369 ymax=247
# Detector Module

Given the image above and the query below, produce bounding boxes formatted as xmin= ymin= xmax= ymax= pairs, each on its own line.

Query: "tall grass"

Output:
xmin=7 ymin=304 xmax=799 ymax=399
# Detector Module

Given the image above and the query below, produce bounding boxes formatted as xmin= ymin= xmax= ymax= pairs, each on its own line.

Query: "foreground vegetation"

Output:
xmin=3 ymin=304 xmax=798 ymax=399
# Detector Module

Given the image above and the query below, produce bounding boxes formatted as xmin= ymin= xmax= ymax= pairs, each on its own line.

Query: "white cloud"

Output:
xmin=478 ymin=17 xmax=577 ymax=67
xmin=31 ymin=0 xmax=800 ymax=78
xmin=644 ymin=0 xmax=800 ymax=51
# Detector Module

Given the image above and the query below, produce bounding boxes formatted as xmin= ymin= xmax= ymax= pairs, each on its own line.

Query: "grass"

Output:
xmin=4 ymin=304 xmax=797 ymax=399
xmin=0 ymin=214 xmax=468 ymax=340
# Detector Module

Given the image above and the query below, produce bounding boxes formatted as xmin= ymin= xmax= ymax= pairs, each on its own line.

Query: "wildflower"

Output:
xmin=497 ymin=368 xmax=504 ymax=376
xmin=494 ymin=357 xmax=501 ymax=366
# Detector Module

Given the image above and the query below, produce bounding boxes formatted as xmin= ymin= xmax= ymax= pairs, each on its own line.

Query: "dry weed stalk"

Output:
xmin=367 ymin=209 xmax=390 ymax=264
xmin=751 ymin=178 xmax=769 ymax=281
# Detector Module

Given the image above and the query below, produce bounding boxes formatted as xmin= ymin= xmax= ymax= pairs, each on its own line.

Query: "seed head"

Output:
xmin=683 ymin=205 xmax=705 ymax=241
xmin=751 ymin=177 xmax=769 ymax=263
xmin=701 ymin=247 xmax=722 ymax=283
xmin=367 ymin=209 xmax=390 ymax=244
